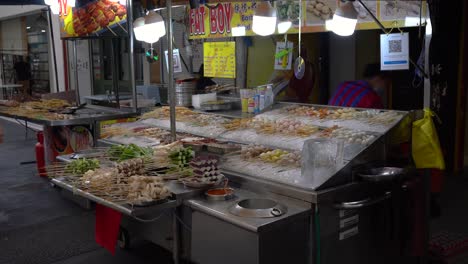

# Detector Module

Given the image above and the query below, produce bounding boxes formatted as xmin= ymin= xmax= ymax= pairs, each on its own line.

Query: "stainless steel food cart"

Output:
xmin=55 ymin=101 xmax=423 ymax=264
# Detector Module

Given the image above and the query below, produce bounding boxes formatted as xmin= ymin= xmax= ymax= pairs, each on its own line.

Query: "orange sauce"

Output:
xmin=207 ymin=189 xmax=233 ymax=196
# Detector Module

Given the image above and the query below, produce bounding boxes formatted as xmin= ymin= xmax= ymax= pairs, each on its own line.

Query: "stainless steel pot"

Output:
xmin=173 ymin=81 xmax=196 ymax=106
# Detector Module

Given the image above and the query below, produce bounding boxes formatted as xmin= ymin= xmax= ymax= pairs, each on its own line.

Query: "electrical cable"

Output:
xmin=166 ymin=209 xmax=192 ymax=232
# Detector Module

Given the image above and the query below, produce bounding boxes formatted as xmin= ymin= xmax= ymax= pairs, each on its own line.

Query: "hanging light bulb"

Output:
xmin=44 ymin=0 xmax=60 ymax=14
xmin=133 ymin=17 xmax=146 ymax=42
xmin=252 ymin=1 xmax=277 ymax=36
xmin=330 ymin=1 xmax=358 ymax=36
xmin=277 ymin=21 xmax=292 ymax=34
xmin=133 ymin=11 xmax=166 ymax=44
xmin=143 ymin=11 xmax=166 ymax=43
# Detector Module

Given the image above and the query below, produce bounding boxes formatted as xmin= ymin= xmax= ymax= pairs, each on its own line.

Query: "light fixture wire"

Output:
xmin=298 ymin=0 xmax=302 ymax=58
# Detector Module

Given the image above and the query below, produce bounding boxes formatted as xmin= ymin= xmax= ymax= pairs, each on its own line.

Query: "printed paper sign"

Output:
xmin=203 ymin=41 xmax=236 ymax=79
xmin=164 ymin=49 xmax=183 ymax=73
xmin=380 ymin=33 xmax=410 ymax=70
xmin=274 ymin=42 xmax=293 ymax=70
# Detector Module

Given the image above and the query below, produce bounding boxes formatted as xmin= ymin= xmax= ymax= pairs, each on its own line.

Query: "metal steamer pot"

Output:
xmin=173 ymin=80 xmax=196 ymax=107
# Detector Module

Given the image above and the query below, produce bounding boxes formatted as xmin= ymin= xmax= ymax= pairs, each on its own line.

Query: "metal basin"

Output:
xmin=229 ymin=198 xmax=287 ymax=218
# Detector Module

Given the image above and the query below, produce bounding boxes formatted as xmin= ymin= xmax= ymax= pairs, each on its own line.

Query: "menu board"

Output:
xmin=59 ymin=0 xmax=128 ymax=39
xmin=203 ymin=42 xmax=236 ymax=79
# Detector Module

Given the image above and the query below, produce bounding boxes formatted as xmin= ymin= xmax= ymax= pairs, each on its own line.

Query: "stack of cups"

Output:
xmin=240 ymin=89 xmax=251 ymax=113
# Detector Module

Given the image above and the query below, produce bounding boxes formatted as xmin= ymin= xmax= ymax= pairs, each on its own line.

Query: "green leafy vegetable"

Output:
xmin=168 ymin=147 xmax=195 ymax=167
xmin=107 ymin=144 xmax=153 ymax=161
xmin=65 ymin=158 xmax=100 ymax=175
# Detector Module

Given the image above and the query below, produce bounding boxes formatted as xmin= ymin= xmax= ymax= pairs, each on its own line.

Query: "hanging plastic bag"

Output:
xmin=412 ymin=108 xmax=445 ymax=170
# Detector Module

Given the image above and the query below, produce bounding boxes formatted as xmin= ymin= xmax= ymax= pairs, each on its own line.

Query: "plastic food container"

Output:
xmin=192 ymin=93 xmax=217 ymax=109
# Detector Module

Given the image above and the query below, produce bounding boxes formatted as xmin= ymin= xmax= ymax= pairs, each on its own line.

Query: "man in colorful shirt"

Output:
xmin=328 ymin=64 xmax=391 ymax=109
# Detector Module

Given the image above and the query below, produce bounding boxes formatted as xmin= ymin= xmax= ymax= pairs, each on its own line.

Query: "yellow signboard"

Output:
xmin=203 ymin=42 xmax=236 ymax=79
xmin=188 ymin=1 xmax=427 ymax=39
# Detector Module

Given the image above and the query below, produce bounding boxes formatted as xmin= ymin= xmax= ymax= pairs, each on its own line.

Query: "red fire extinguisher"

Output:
xmin=35 ymin=132 xmax=47 ymax=177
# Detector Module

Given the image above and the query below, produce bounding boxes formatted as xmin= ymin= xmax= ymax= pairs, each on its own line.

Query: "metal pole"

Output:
xmin=127 ymin=0 xmax=137 ymax=112
xmin=423 ymin=4 xmax=431 ymax=108
xmin=73 ymin=40 xmax=80 ymax=104
xmin=111 ymin=39 xmax=120 ymax=108
xmin=167 ymin=0 xmax=176 ymax=142
xmin=46 ymin=7 xmax=60 ymax=93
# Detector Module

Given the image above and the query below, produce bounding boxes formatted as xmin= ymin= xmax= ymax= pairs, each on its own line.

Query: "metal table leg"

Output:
xmin=172 ymin=208 xmax=180 ymax=264
xmin=25 ymin=120 xmax=28 ymax=140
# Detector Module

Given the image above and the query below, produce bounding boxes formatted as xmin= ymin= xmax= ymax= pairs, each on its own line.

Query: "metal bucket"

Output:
xmin=173 ymin=81 xmax=196 ymax=106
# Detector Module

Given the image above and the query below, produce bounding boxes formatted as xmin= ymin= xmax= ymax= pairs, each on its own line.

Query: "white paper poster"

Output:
xmin=274 ymin=42 xmax=293 ymax=70
xmin=380 ymin=33 xmax=409 ymax=71
xmin=164 ymin=49 xmax=183 ymax=73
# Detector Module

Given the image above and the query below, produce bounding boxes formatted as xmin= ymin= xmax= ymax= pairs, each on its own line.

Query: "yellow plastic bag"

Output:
xmin=412 ymin=109 xmax=445 ymax=169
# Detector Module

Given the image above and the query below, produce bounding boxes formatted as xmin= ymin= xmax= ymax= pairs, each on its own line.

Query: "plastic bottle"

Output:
xmin=253 ymin=94 xmax=260 ymax=114
xmin=247 ymin=97 xmax=255 ymax=113
xmin=259 ymin=94 xmax=265 ymax=111
xmin=266 ymin=85 xmax=275 ymax=108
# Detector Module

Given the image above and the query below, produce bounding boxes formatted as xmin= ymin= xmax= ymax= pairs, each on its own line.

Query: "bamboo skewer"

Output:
xmin=116 ymin=22 xmax=128 ymax=33
xmin=106 ymin=26 xmax=117 ymax=36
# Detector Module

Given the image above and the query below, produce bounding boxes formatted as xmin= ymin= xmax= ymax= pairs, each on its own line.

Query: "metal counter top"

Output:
xmin=0 ymin=105 xmax=136 ymax=126
xmin=185 ymin=187 xmax=311 ymax=233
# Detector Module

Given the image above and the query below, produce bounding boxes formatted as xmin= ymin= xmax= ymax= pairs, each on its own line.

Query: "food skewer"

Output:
xmin=106 ymin=25 xmax=117 ymax=36
xmin=116 ymin=22 xmax=128 ymax=33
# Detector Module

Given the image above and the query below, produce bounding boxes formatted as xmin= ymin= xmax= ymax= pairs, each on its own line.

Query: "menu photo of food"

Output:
xmin=60 ymin=0 xmax=128 ymax=38
xmin=305 ymin=0 xmax=336 ymax=26
xmin=276 ymin=1 xmax=301 ymax=27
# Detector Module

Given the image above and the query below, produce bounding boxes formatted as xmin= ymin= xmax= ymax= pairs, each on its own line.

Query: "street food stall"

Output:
xmin=40 ymin=0 xmax=431 ymax=263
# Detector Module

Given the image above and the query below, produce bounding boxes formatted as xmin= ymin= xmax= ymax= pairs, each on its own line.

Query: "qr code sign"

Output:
xmin=389 ymin=40 xmax=402 ymax=53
